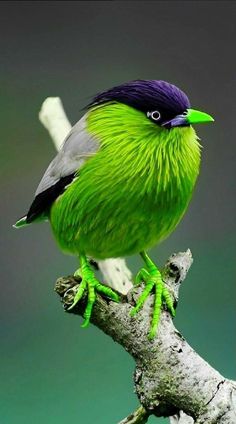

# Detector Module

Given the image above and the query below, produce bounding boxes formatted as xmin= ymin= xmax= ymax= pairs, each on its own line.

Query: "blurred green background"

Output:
xmin=0 ymin=1 xmax=235 ymax=423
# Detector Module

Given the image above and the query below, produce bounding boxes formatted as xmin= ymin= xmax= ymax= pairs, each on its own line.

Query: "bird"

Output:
xmin=14 ymin=79 xmax=214 ymax=338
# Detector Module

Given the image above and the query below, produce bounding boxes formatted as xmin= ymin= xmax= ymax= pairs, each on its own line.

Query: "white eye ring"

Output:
xmin=147 ymin=110 xmax=161 ymax=121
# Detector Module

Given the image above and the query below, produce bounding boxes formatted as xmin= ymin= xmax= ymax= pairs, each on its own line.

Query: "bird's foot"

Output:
xmin=130 ymin=252 xmax=175 ymax=339
xmin=68 ymin=257 xmax=120 ymax=327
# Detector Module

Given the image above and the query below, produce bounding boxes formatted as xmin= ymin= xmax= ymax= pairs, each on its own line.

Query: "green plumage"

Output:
xmin=50 ymin=102 xmax=201 ymax=259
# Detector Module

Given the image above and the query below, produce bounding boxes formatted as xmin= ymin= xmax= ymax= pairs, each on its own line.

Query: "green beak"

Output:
xmin=186 ymin=108 xmax=214 ymax=125
xmin=163 ymin=108 xmax=214 ymax=128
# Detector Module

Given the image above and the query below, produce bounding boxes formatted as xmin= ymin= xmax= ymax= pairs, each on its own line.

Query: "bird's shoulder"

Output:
xmin=25 ymin=114 xmax=99 ymax=223
xmin=35 ymin=114 xmax=99 ymax=196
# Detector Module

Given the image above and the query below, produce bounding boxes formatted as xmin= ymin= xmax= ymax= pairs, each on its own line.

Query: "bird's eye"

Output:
xmin=147 ymin=110 xmax=161 ymax=121
xmin=182 ymin=110 xmax=188 ymax=116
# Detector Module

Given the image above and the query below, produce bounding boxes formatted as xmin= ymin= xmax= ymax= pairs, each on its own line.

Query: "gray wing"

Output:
xmin=24 ymin=114 xmax=99 ymax=223
xmin=35 ymin=114 xmax=99 ymax=195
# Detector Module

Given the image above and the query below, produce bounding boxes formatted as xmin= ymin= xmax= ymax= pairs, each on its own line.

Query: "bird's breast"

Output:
xmin=50 ymin=122 xmax=201 ymax=258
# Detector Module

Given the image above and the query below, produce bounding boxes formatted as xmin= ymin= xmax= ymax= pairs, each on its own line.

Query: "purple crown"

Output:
xmin=89 ymin=80 xmax=190 ymax=124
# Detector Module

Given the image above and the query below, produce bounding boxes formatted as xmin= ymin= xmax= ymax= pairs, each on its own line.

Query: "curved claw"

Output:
xmin=74 ymin=268 xmax=82 ymax=280
xmin=148 ymin=279 xmax=163 ymax=339
xmin=81 ymin=282 xmax=96 ymax=327
xmin=130 ymin=280 xmax=154 ymax=316
xmin=131 ymin=253 xmax=176 ymax=338
xmin=96 ymin=282 xmax=120 ymax=303
xmin=162 ymin=286 xmax=176 ymax=317
xmin=134 ymin=268 xmax=150 ymax=285
xmin=81 ymin=320 xmax=90 ymax=328
xmin=69 ymin=259 xmax=120 ymax=328
xmin=67 ymin=279 xmax=86 ymax=310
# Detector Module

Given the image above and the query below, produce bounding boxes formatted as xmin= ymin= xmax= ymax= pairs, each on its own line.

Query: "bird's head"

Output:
xmin=89 ymin=79 xmax=214 ymax=129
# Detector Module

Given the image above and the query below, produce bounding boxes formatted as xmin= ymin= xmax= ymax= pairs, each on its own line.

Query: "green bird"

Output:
xmin=14 ymin=80 xmax=214 ymax=338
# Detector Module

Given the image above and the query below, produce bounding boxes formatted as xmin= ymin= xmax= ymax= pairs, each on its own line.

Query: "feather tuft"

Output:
xmin=13 ymin=216 xmax=29 ymax=229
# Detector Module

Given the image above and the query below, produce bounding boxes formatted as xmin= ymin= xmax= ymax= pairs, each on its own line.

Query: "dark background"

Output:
xmin=1 ymin=1 xmax=235 ymax=423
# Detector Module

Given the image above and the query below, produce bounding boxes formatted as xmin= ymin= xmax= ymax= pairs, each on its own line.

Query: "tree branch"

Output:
xmin=55 ymin=251 xmax=236 ymax=424
xmin=39 ymin=97 xmax=72 ymax=151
